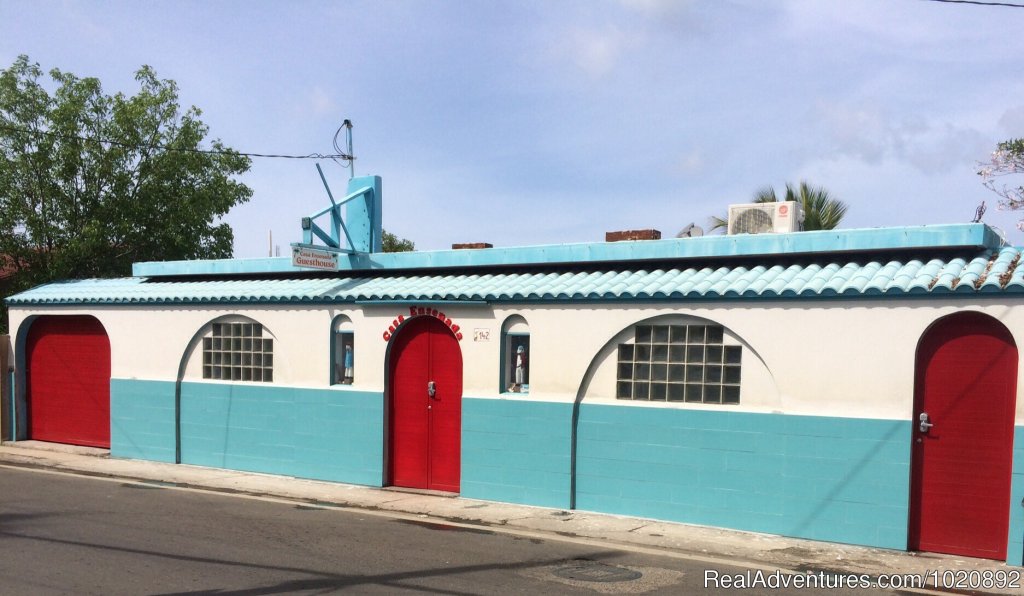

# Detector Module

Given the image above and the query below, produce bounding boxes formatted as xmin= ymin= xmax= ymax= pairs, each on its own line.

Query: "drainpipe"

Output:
xmin=7 ymin=367 xmax=14 ymax=442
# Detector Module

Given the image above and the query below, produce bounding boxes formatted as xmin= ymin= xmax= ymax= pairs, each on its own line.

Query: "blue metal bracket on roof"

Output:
xmin=298 ymin=168 xmax=383 ymax=254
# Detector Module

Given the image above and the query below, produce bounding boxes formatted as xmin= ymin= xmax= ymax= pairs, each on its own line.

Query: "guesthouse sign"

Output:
xmin=292 ymin=247 xmax=339 ymax=271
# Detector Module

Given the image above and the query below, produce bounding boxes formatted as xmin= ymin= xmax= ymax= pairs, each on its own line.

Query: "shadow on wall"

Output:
xmin=1 ymin=334 xmax=10 ymax=441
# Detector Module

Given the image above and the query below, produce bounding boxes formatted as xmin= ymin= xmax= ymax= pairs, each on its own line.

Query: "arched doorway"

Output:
xmin=25 ymin=315 xmax=111 ymax=448
xmin=910 ymin=312 xmax=1017 ymax=560
xmin=388 ymin=316 xmax=463 ymax=492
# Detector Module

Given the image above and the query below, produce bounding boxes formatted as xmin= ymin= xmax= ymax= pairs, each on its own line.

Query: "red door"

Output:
xmin=25 ymin=316 xmax=111 ymax=448
xmin=388 ymin=316 xmax=462 ymax=492
xmin=910 ymin=312 xmax=1017 ymax=560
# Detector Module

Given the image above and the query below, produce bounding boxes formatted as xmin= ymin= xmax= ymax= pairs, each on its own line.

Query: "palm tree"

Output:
xmin=708 ymin=181 xmax=848 ymax=233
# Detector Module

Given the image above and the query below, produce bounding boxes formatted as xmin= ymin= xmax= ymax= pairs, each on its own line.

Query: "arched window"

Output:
xmin=501 ymin=315 xmax=529 ymax=393
xmin=332 ymin=315 xmax=354 ymax=385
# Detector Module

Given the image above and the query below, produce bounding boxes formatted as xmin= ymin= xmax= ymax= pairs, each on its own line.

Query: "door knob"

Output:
xmin=918 ymin=412 xmax=934 ymax=433
xmin=427 ymin=380 xmax=437 ymax=399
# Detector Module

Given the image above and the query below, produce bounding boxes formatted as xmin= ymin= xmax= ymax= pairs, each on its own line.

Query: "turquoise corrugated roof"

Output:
xmin=8 ymin=247 xmax=1024 ymax=306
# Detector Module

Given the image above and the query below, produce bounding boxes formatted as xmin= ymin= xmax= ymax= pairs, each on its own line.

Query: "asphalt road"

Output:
xmin=0 ymin=466 xmax=915 ymax=595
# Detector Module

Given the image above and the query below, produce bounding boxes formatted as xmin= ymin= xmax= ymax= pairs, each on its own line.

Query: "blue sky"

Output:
xmin=2 ymin=0 xmax=1023 ymax=257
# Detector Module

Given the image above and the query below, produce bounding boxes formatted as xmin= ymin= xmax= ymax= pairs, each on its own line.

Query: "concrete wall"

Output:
xmin=8 ymin=297 xmax=1024 ymax=562
xmin=462 ymin=397 xmax=573 ymax=508
xmin=178 ymin=382 xmax=383 ymax=485
xmin=110 ymin=379 xmax=385 ymax=485
xmin=1011 ymin=427 xmax=1024 ymax=566
xmin=12 ymin=298 xmax=1024 ymax=423
xmin=110 ymin=379 xmax=176 ymax=462
xmin=575 ymin=405 xmax=910 ymax=549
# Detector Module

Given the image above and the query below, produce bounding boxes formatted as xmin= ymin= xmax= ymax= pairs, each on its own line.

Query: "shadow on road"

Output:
xmin=3 ymin=528 xmax=630 ymax=595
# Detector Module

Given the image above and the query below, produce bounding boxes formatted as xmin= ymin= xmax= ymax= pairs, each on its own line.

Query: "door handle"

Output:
xmin=427 ymin=380 xmax=437 ymax=399
xmin=918 ymin=412 xmax=934 ymax=433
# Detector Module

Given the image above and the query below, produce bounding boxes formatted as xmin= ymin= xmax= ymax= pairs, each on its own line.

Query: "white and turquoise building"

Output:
xmin=5 ymin=176 xmax=1024 ymax=564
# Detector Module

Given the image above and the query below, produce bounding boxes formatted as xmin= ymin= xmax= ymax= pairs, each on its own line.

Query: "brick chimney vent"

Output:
xmin=605 ymin=229 xmax=662 ymax=242
xmin=452 ymin=242 xmax=494 ymax=250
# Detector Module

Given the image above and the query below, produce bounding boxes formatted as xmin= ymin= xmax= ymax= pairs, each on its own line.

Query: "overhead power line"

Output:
xmin=922 ymin=0 xmax=1024 ymax=7
xmin=0 ymin=123 xmax=353 ymax=161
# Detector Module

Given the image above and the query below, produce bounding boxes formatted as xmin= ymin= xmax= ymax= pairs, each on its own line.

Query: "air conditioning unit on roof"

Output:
xmin=727 ymin=201 xmax=803 ymax=235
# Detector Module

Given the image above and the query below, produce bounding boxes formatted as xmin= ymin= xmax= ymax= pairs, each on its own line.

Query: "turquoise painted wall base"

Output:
xmin=110 ymin=379 xmax=176 ymax=462
xmin=1008 ymin=427 xmax=1024 ymax=566
xmin=575 ymin=404 xmax=911 ymax=550
xmin=179 ymin=381 xmax=384 ymax=486
xmin=462 ymin=397 xmax=572 ymax=508
xmin=111 ymin=378 xmax=384 ymax=486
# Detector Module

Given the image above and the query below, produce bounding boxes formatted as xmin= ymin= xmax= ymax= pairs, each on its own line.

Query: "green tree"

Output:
xmin=978 ymin=138 xmax=1024 ymax=228
xmin=0 ymin=56 xmax=252 ymax=332
xmin=382 ymin=229 xmax=415 ymax=252
xmin=708 ymin=180 xmax=848 ymax=233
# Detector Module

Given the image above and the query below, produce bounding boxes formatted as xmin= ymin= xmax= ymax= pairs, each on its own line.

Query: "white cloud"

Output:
xmin=814 ymin=101 xmax=988 ymax=174
xmin=618 ymin=0 xmax=699 ymax=25
xmin=814 ymin=102 xmax=898 ymax=164
xmin=903 ymin=124 xmax=990 ymax=174
xmin=999 ymin=105 xmax=1024 ymax=138
xmin=57 ymin=0 xmax=112 ymax=43
xmin=779 ymin=0 xmax=971 ymax=47
xmin=309 ymin=86 xmax=334 ymax=116
xmin=560 ymin=25 xmax=631 ymax=79
xmin=674 ymin=149 xmax=705 ymax=176
xmin=531 ymin=0 xmax=717 ymax=86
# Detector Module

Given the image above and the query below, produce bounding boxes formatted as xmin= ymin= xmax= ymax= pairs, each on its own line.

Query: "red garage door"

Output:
xmin=910 ymin=312 xmax=1017 ymax=560
xmin=388 ymin=316 xmax=462 ymax=492
xmin=26 ymin=316 xmax=111 ymax=448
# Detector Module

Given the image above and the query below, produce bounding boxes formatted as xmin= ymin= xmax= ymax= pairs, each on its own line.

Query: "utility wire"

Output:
xmin=922 ymin=0 xmax=1024 ymax=7
xmin=0 ymin=123 xmax=353 ymax=160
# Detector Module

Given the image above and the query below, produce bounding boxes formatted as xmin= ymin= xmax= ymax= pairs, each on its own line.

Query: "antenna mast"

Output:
xmin=333 ymin=119 xmax=355 ymax=179
xmin=344 ymin=119 xmax=354 ymax=179
xmin=972 ymin=200 xmax=986 ymax=223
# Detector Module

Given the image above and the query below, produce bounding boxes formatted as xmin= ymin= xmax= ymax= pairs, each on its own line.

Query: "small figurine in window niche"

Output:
xmin=343 ymin=344 xmax=354 ymax=384
xmin=508 ymin=345 xmax=527 ymax=393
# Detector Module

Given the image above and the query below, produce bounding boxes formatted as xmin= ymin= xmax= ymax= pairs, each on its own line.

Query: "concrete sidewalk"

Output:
xmin=0 ymin=440 xmax=1018 ymax=594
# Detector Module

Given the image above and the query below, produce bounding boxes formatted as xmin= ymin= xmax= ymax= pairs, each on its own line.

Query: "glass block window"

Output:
xmin=616 ymin=324 xmax=740 ymax=404
xmin=202 ymin=322 xmax=273 ymax=382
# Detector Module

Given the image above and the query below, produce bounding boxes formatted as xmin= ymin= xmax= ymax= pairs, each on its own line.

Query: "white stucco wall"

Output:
xmin=9 ymin=297 xmax=1024 ymax=423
